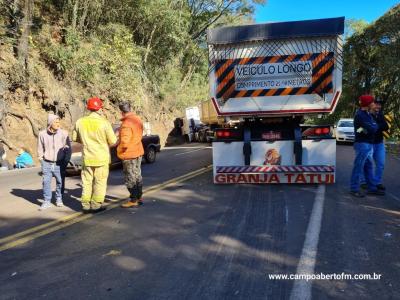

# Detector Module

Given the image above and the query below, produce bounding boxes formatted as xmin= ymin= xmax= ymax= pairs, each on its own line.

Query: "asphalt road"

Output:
xmin=0 ymin=144 xmax=399 ymax=299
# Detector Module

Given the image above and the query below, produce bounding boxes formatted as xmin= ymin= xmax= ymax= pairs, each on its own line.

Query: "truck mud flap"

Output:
xmin=214 ymin=165 xmax=335 ymax=184
xmin=294 ymin=126 xmax=303 ymax=165
xmin=243 ymin=125 xmax=251 ymax=165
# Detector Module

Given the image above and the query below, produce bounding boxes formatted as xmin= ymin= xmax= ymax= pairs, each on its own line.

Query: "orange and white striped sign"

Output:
xmin=214 ymin=52 xmax=334 ymax=101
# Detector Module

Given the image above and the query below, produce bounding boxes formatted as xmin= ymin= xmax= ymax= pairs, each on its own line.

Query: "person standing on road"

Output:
xmin=72 ymin=97 xmax=117 ymax=213
xmin=37 ymin=114 xmax=71 ymax=210
xmin=117 ymin=102 xmax=145 ymax=208
xmin=360 ymin=98 xmax=389 ymax=191
xmin=350 ymin=95 xmax=385 ymax=197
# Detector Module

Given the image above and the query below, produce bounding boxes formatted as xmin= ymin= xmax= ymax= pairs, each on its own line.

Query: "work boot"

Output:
xmin=376 ymin=184 xmax=386 ymax=191
xmin=121 ymin=200 xmax=140 ymax=208
xmin=82 ymin=203 xmax=91 ymax=214
xmin=40 ymin=201 xmax=52 ymax=210
xmin=350 ymin=191 xmax=365 ymax=198
xmin=91 ymin=207 xmax=106 ymax=214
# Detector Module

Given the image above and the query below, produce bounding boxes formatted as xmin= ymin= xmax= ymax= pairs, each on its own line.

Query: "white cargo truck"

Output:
xmin=206 ymin=17 xmax=344 ymax=184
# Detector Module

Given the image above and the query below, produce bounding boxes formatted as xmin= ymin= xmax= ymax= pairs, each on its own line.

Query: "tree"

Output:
xmin=187 ymin=0 xmax=266 ymax=41
xmin=327 ymin=4 xmax=400 ymax=136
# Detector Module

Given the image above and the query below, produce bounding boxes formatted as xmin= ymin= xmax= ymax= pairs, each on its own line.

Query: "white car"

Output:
xmin=335 ymin=118 xmax=354 ymax=143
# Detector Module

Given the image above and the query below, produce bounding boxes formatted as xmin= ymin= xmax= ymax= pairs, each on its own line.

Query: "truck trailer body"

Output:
xmin=206 ymin=17 xmax=344 ymax=184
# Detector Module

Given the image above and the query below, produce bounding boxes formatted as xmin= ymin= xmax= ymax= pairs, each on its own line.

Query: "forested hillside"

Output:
xmin=0 ymin=0 xmax=264 ymax=162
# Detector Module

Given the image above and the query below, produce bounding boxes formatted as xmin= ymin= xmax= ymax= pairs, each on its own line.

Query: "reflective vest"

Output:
xmin=72 ymin=112 xmax=117 ymax=166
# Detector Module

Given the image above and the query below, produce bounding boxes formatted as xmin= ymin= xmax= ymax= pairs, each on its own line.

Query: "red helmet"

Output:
xmin=358 ymin=95 xmax=374 ymax=107
xmin=87 ymin=97 xmax=103 ymax=111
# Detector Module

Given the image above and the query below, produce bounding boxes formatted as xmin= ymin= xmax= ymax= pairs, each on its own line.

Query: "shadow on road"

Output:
xmin=10 ymin=186 xmax=127 ymax=213
xmin=10 ymin=187 xmax=83 ymax=212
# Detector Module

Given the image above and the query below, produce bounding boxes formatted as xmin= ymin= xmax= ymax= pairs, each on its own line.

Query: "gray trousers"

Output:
xmin=122 ymin=157 xmax=143 ymax=200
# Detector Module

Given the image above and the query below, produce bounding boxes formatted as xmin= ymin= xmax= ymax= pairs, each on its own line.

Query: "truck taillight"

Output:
xmin=215 ymin=129 xmax=241 ymax=139
xmin=216 ymin=130 xmax=231 ymax=138
xmin=322 ymin=127 xmax=330 ymax=134
xmin=302 ymin=127 xmax=331 ymax=137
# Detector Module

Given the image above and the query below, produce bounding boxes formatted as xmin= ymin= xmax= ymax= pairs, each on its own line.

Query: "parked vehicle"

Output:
xmin=334 ymin=118 xmax=354 ymax=143
xmin=181 ymin=102 xmax=224 ymax=143
xmin=203 ymin=17 xmax=344 ymax=184
xmin=67 ymin=128 xmax=161 ymax=174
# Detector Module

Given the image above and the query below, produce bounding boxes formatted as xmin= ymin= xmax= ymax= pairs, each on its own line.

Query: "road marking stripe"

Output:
xmin=174 ymin=148 xmax=208 ymax=156
xmin=0 ymin=165 xmax=213 ymax=252
xmin=290 ymin=185 xmax=326 ymax=300
xmin=0 ymin=212 xmax=82 ymax=245
xmin=164 ymin=146 xmax=212 ymax=150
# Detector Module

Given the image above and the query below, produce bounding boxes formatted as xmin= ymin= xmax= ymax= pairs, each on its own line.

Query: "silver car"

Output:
xmin=335 ymin=118 xmax=354 ymax=143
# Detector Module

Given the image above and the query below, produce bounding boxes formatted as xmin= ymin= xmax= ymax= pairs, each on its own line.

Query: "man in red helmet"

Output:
xmin=349 ymin=94 xmax=384 ymax=197
xmin=72 ymin=97 xmax=117 ymax=213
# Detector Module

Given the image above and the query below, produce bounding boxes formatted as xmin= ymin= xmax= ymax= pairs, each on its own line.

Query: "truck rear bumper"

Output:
xmin=212 ymin=139 xmax=336 ymax=184
xmin=214 ymin=165 xmax=335 ymax=184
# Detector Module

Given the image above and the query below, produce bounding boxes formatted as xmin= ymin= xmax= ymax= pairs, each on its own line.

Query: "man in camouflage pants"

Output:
xmin=117 ymin=102 xmax=145 ymax=207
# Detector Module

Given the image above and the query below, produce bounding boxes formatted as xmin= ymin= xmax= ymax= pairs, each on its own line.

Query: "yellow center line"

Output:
xmin=0 ymin=165 xmax=213 ymax=252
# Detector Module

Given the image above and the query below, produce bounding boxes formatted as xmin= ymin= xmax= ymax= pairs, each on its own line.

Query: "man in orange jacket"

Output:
xmin=117 ymin=102 xmax=145 ymax=207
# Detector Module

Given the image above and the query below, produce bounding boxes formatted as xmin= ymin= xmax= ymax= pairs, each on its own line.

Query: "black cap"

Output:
xmin=374 ymin=98 xmax=385 ymax=104
xmin=119 ymin=102 xmax=131 ymax=113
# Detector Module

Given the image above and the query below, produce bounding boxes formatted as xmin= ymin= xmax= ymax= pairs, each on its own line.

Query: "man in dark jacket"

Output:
xmin=360 ymin=98 xmax=389 ymax=190
xmin=350 ymin=95 xmax=385 ymax=197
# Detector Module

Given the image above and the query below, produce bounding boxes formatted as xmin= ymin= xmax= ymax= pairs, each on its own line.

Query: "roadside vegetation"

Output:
xmin=0 ymin=0 xmax=265 ymax=161
xmin=323 ymin=4 xmax=400 ymax=141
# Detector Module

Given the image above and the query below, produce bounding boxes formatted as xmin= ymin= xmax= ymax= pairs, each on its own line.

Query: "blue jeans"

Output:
xmin=359 ymin=142 xmax=386 ymax=185
xmin=372 ymin=142 xmax=385 ymax=185
xmin=350 ymin=142 xmax=376 ymax=192
xmin=42 ymin=160 xmax=66 ymax=202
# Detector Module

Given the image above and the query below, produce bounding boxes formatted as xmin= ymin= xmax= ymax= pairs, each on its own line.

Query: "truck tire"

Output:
xmin=145 ymin=146 xmax=156 ymax=163
xmin=200 ymin=131 xmax=207 ymax=143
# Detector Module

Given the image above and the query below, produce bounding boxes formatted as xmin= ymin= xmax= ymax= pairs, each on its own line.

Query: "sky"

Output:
xmin=255 ymin=0 xmax=399 ymax=23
